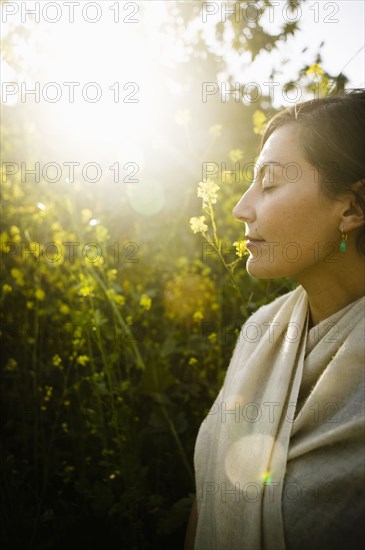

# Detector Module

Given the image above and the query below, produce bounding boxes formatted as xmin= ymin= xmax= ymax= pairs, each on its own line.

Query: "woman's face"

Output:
xmin=233 ymin=124 xmax=343 ymax=280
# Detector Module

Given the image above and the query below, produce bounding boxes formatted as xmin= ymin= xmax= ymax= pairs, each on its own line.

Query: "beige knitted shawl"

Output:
xmin=194 ymin=285 xmax=365 ymax=549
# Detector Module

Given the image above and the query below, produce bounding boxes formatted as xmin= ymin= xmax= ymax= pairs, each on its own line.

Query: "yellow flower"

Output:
xmin=44 ymin=385 xmax=53 ymax=402
xmin=123 ymin=280 xmax=131 ymax=291
xmin=197 ymin=179 xmax=220 ymax=207
xmin=9 ymin=225 xmax=21 ymax=243
xmin=92 ymin=255 xmax=104 ymax=267
xmin=188 ymin=357 xmax=198 ymax=366
xmin=76 ymin=355 xmax=90 ymax=366
xmin=229 ymin=149 xmax=244 ymax=163
xmin=139 ymin=294 xmax=152 ymax=311
xmin=27 ymin=301 xmax=34 ymax=309
xmin=10 ymin=268 xmax=25 ymax=287
xmin=2 ymin=283 xmax=12 ymax=294
xmin=35 ymin=288 xmax=45 ymax=301
xmin=233 ymin=240 xmax=248 ymax=258
xmin=114 ymin=294 xmax=125 ymax=306
xmin=51 ymin=222 xmax=62 ymax=232
xmin=253 ymin=110 xmax=267 ymax=136
xmin=306 ymin=63 xmax=324 ymax=77
xmin=52 ymin=354 xmax=62 ymax=367
xmin=61 ymin=422 xmax=69 ymax=433
xmin=78 ymin=273 xmax=95 ymax=297
xmin=106 ymin=288 xmax=125 ymax=306
xmin=82 ymin=242 xmax=104 ymax=266
xmin=59 ymin=304 xmax=70 ymax=315
xmin=189 ymin=216 xmax=208 ymax=235
xmin=5 ymin=358 xmax=17 ymax=372
xmin=1 ymin=232 xmax=10 ymax=253
xmin=9 ymin=225 xmax=20 ymax=236
xmin=107 ymin=269 xmax=117 ymax=282
xmin=208 ymin=332 xmax=217 ymax=344
xmin=193 ymin=311 xmax=204 ymax=322
xmin=28 ymin=242 xmax=41 ymax=258
xmin=78 ymin=286 xmax=94 ymax=297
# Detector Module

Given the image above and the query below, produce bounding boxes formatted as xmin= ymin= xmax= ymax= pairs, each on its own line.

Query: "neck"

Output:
xmin=295 ymin=250 xmax=365 ymax=327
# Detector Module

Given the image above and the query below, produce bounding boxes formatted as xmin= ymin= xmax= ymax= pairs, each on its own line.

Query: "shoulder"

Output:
xmin=244 ymin=285 xmax=303 ymax=326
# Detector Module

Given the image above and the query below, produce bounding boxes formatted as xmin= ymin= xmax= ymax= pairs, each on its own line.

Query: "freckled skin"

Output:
xmin=233 ymin=124 xmax=343 ymax=280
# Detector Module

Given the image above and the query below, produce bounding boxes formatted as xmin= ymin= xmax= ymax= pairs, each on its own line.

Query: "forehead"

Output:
xmin=259 ymin=124 xmax=306 ymax=166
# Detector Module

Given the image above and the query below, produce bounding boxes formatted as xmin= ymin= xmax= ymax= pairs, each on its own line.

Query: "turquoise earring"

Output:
xmin=339 ymin=227 xmax=348 ymax=253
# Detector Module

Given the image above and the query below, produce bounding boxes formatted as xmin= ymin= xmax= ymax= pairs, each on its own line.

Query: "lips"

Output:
xmin=245 ymin=235 xmax=265 ymax=248
xmin=245 ymin=235 xmax=265 ymax=242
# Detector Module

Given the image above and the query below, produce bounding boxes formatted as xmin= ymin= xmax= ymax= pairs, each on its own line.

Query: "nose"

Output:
xmin=232 ymin=187 xmax=255 ymax=223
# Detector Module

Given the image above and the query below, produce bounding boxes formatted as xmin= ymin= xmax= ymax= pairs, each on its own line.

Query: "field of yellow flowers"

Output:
xmin=1 ymin=122 xmax=296 ymax=548
xmin=1 ymin=4 xmax=341 ymax=544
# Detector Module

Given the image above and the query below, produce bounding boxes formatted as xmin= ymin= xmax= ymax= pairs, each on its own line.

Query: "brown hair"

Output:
xmin=261 ymin=89 xmax=365 ymax=254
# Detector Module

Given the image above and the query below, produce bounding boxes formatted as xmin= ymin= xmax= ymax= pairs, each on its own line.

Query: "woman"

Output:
xmin=185 ymin=89 xmax=365 ymax=549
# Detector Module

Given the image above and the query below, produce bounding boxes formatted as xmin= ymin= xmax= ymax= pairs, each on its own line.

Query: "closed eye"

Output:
xmin=262 ymin=185 xmax=275 ymax=192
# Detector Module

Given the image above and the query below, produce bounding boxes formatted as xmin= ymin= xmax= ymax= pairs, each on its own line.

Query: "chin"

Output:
xmin=246 ymin=259 xmax=289 ymax=280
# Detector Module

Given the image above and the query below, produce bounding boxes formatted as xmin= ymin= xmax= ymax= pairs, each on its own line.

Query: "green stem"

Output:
xmin=203 ymin=234 xmax=244 ymax=301
xmin=91 ymin=270 xmax=146 ymax=371
xmin=208 ymin=201 xmax=219 ymax=249
xmin=160 ymin=404 xmax=194 ymax=482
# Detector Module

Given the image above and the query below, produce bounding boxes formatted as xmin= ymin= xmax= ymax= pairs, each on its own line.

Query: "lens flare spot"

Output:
xmin=127 ymin=179 xmax=165 ymax=216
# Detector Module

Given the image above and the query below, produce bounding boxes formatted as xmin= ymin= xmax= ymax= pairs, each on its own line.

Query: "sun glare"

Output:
xmin=2 ymin=1 xmax=176 ymax=158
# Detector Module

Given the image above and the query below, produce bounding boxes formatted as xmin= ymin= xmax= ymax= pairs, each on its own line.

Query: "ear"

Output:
xmin=339 ymin=179 xmax=365 ymax=232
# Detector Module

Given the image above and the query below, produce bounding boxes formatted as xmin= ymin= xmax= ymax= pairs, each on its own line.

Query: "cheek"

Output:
xmin=263 ymin=192 xmax=319 ymax=236
xmin=257 ymin=194 xmax=305 ymax=237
